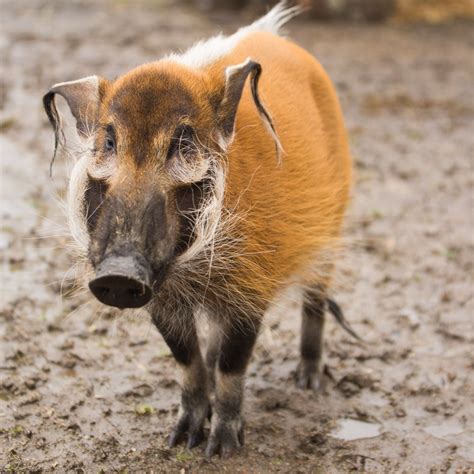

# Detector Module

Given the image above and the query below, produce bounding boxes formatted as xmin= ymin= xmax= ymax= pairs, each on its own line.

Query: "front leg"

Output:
xmin=205 ymin=321 xmax=222 ymax=392
xmin=205 ymin=313 xmax=261 ymax=458
xmin=151 ymin=305 xmax=209 ymax=449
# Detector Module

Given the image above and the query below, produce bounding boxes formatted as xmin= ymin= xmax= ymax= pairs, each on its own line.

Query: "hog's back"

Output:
xmin=209 ymin=32 xmax=352 ymax=300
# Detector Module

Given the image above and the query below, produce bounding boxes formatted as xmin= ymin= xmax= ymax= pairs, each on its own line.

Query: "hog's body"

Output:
xmin=209 ymin=31 xmax=351 ymax=301
xmin=43 ymin=3 xmax=352 ymax=458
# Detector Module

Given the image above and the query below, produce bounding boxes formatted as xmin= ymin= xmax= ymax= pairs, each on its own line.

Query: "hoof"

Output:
xmin=295 ymin=359 xmax=323 ymax=391
xmin=205 ymin=416 xmax=245 ymax=458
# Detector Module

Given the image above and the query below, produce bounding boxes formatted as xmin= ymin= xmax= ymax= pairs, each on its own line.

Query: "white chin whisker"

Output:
xmin=67 ymin=154 xmax=91 ymax=253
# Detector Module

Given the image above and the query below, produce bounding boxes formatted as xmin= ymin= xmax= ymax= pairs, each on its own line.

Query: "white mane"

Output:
xmin=166 ymin=2 xmax=301 ymax=69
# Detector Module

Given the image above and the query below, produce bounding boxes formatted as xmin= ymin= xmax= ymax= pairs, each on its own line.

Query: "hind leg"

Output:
xmin=296 ymin=287 xmax=325 ymax=391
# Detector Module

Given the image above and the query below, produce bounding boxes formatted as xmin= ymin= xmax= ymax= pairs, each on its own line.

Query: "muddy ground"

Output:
xmin=1 ymin=1 xmax=473 ymax=472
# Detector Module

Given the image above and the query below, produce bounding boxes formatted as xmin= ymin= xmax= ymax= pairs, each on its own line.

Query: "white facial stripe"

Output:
xmin=67 ymin=154 xmax=91 ymax=252
xmin=176 ymin=155 xmax=226 ymax=266
xmin=87 ymin=157 xmax=117 ymax=182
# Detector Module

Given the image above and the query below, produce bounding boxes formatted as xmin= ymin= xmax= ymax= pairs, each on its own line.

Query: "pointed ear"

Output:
xmin=217 ymin=57 xmax=282 ymax=161
xmin=43 ymin=75 xmax=108 ymax=175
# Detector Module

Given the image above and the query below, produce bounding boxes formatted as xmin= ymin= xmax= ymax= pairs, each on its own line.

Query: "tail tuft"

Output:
xmin=327 ymin=298 xmax=364 ymax=342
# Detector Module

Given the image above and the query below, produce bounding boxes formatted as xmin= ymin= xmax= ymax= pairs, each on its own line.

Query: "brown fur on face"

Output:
xmin=81 ymin=56 xmax=281 ymax=293
xmin=97 ymin=62 xmax=218 ymax=170
xmin=85 ymin=62 xmax=226 ymax=281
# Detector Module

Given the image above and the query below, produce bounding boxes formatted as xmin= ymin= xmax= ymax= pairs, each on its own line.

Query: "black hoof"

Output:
xmin=168 ymin=403 xmax=210 ymax=449
xmin=205 ymin=417 xmax=245 ymax=458
xmin=296 ymin=359 xmax=323 ymax=391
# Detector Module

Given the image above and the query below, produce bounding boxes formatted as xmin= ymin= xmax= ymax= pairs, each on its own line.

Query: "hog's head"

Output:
xmin=43 ymin=59 xmax=279 ymax=309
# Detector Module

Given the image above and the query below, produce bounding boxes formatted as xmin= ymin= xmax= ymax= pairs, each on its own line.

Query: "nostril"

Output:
xmin=127 ymin=287 xmax=142 ymax=299
xmin=96 ymin=286 xmax=110 ymax=296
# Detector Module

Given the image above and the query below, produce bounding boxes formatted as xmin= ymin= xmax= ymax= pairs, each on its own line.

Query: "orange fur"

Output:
xmin=206 ymin=31 xmax=352 ymax=302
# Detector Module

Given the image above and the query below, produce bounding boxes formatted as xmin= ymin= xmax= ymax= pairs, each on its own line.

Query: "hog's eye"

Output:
xmin=167 ymin=125 xmax=196 ymax=160
xmin=104 ymin=135 xmax=115 ymax=153
xmin=104 ymin=125 xmax=116 ymax=153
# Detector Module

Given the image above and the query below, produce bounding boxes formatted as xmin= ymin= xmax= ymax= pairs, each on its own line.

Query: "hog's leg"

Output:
xmin=205 ymin=313 xmax=261 ymax=458
xmin=151 ymin=308 xmax=210 ymax=449
xmin=296 ymin=287 xmax=325 ymax=391
xmin=205 ymin=321 xmax=222 ymax=392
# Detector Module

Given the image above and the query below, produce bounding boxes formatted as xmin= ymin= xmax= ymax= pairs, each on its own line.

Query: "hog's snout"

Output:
xmin=89 ymin=256 xmax=152 ymax=309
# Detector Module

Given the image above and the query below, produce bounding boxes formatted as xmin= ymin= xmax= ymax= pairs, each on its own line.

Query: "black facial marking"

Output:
xmin=142 ymin=192 xmax=168 ymax=246
xmin=104 ymin=124 xmax=116 ymax=153
xmin=167 ymin=124 xmax=196 ymax=161
xmin=89 ymin=194 xmax=124 ymax=266
xmin=174 ymin=180 xmax=207 ymax=257
xmin=84 ymin=176 xmax=108 ymax=234
xmin=89 ymin=185 xmax=174 ymax=295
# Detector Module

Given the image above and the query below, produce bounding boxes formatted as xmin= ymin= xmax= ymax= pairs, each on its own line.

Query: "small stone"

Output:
xmin=399 ymin=308 xmax=420 ymax=329
xmin=124 ymin=383 xmax=154 ymax=398
xmin=58 ymin=339 xmax=74 ymax=350
xmin=13 ymin=411 xmax=29 ymax=420
xmin=17 ymin=391 xmax=41 ymax=406
xmin=338 ymin=380 xmax=361 ymax=397
xmin=337 ymin=368 xmax=381 ymax=396
xmin=395 ymin=407 xmax=406 ymax=418
xmin=24 ymin=378 xmax=37 ymax=390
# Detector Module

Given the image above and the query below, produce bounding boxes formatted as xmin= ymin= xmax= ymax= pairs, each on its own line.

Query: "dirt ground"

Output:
xmin=1 ymin=1 xmax=473 ymax=472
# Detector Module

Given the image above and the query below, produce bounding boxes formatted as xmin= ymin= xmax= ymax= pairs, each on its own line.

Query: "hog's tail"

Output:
xmin=327 ymin=298 xmax=363 ymax=342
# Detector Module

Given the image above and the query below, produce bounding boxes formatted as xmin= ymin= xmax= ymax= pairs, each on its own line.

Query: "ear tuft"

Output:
xmin=246 ymin=59 xmax=283 ymax=163
xmin=218 ymin=58 xmax=283 ymax=163
xmin=43 ymin=75 xmax=106 ymax=176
